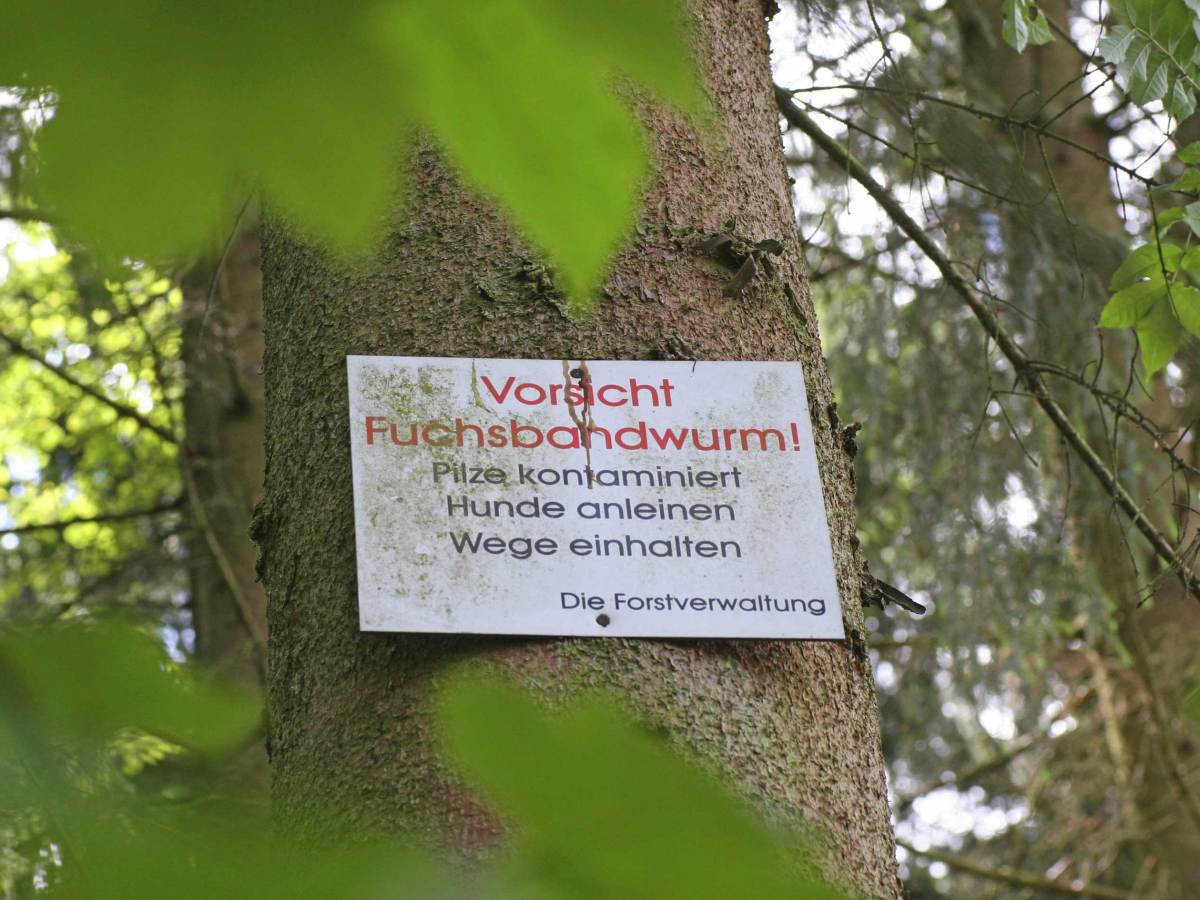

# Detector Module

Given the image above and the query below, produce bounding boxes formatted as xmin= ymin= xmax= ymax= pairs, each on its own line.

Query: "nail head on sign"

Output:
xmin=596 ymin=614 xmax=610 ymax=627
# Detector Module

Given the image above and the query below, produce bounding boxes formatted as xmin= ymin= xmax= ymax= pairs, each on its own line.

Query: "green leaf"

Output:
xmin=51 ymin=800 xmax=454 ymax=900
xmin=1186 ymin=680 xmax=1200 ymax=727
xmin=1109 ymin=242 xmax=1182 ymax=290
xmin=1179 ymin=141 xmax=1200 ymax=164
xmin=1159 ymin=0 xmax=1198 ymax=53
xmin=1027 ymin=15 xmax=1056 ymax=45
xmin=1003 ymin=0 xmax=1030 ymax=53
xmin=0 ymin=623 xmax=258 ymax=755
xmin=1131 ymin=61 xmax=1170 ymax=104
xmin=1128 ymin=39 xmax=1153 ymax=81
xmin=1183 ymin=201 xmax=1200 ymax=237
xmin=1002 ymin=0 xmax=1055 ymax=53
xmin=1027 ymin=7 xmax=1055 ymax=46
xmin=1156 ymin=206 xmax=1185 ymax=232
xmin=1167 ymin=80 xmax=1197 ymax=120
xmin=437 ymin=676 xmax=846 ymax=899
xmin=6 ymin=0 xmax=700 ymax=308
xmin=1180 ymin=245 xmax=1200 ymax=271
xmin=1099 ymin=24 xmax=1137 ymax=64
xmin=1136 ymin=296 xmax=1185 ymax=375
xmin=379 ymin=0 xmax=699 ymax=308
xmin=1169 ymin=284 xmax=1200 ymax=336
xmin=1155 ymin=167 xmax=1200 ymax=193
xmin=1099 ymin=280 xmax=1166 ymax=327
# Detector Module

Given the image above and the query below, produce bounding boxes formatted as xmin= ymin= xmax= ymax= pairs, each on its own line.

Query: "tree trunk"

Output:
xmin=180 ymin=218 xmax=269 ymax=785
xmin=257 ymin=2 xmax=899 ymax=895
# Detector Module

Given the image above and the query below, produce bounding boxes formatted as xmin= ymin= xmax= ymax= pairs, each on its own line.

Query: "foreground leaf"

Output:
xmin=437 ymin=676 xmax=846 ymax=899
xmin=0 ymin=622 xmax=258 ymax=756
xmin=4 ymin=0 xmax=699 ymax=307
xmin=44 ymin=798 xmax=455 ymax=900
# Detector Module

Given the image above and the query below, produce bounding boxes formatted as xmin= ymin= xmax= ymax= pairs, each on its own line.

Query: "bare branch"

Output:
xmin=1 ymin=499 xmax=183 ymax=535
xmin=787 ymin=84 xmax=1169 ymax=192
xmin=897 ymin=840 xmax=1135 ymax=899
xmin=894 ymin=687 xmax=1091 ymax=815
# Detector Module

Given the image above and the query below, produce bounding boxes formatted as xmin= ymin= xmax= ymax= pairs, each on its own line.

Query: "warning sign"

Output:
xmin=347 ymin=356 xmax=843 ymax=638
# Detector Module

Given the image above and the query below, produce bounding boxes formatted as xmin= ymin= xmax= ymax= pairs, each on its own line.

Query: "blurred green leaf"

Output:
xmin=0 ymin=622 xmax=258 ymax=755
xmin=1179 ymin=141 xmax=1200 ymax=164
xmin=1156 ymin=206 xmax=1185 ymax=231
xmin=378 ymin=0 xmax=699 ymax=309
xmin=1154 ymin=167 xmax=1200 ymax=193
xmin=4 ymin=0 xmax=699 ymax=307
xmin=437 ymin=675 xmax=845 ymax=900
xmin=1001 ymin=0 xmax=1055 ymax=53
xmin=49 ymin=803 xmax=455 ymax=900
xmin=1 ymin=625 xmax=849 ymax=898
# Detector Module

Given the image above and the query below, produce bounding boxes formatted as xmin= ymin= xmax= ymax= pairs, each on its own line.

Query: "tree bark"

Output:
xmin=258 ymin=1 xmax=899 ymax=895
xmin=181 ymin=217 xmax=269 ymax=784
xmin=182 ymin=219 xmax=268 ymax=682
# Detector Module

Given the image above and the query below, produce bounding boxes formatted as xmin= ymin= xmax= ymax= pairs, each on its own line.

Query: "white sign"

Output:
xmin=347 ymin=356 xmax=843 ymax=639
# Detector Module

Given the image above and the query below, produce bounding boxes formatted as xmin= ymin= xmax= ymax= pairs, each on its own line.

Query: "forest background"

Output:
xmin=4 ymin=0 xmax=1200 ymax=897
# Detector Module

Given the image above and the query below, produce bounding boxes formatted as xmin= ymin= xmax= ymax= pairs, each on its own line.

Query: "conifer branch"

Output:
xmin=786 ymin=84 xmax=1164 ymax=191
xmin=776 ymin=89 xmax=1200 ymax=602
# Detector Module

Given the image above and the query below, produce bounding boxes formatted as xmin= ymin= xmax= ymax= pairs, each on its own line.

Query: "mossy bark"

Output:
xmin=258 ymin=1 xmax=898 ymax=895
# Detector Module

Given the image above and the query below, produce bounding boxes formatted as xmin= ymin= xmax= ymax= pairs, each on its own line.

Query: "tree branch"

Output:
xmin=0 ymin=330 xmax=178 ymax=446
xmin=894 ymin=686 xmax=1091 ymax=815
xmin=1 ymin=499 xmax=184 ymax=535
xmin=786 ymin=84 xmax=1167 ymax=191
xmin=181 ymin=456 xmax=268 ymax=677
xmin=897 ymin=840 xmax=1135 ymax=899
xmin=776 ymin=88 xmax=1200 ymax=603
